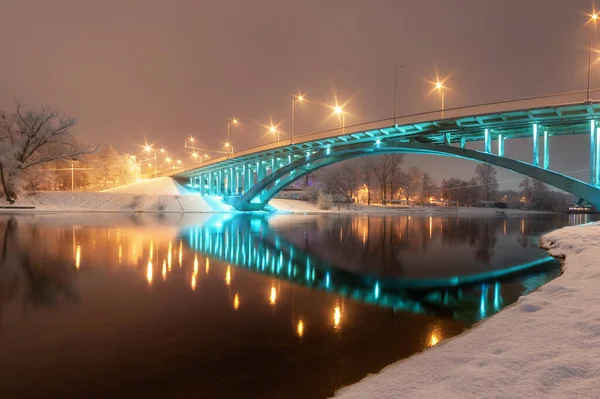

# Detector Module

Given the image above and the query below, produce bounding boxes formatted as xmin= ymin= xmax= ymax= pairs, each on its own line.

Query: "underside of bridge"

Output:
xmin=211 ymin=141 xmax=600 ymax=211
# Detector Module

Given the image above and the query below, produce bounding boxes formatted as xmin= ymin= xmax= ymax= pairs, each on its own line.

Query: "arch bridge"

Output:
xmin=174 ymin=90 xmax=600 ymax=211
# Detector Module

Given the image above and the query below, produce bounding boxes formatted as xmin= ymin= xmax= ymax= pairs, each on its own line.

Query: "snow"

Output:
xmin=4 ymin=178 xmax=234 ymax=213
xmin=334 ymin=222 xmax=600 ymax=398
xmin=1 ymin=177 xmax=556 ymax=216
xmin=102 ymin=177 xmax=191 ymax=195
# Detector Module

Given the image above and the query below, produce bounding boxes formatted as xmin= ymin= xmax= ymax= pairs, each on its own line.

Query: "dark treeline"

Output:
xmin=299 ymin=155 xmax=573 ymax=211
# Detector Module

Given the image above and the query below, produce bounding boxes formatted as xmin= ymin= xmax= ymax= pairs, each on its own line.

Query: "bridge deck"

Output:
xmin=175 ymin=89 xmax=600 ymax=178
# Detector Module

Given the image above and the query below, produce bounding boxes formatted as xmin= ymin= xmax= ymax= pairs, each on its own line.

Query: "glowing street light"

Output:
xmin=332 ymin=104 xmax=345 ymax=133
xmin=165 ymin=156 xmax=179 ymax=170
xmin=433 ymin=79 xmax=445 ymax=117
xmin=184 ymin=137 xmax=195 ymax=167
xmin=226 ymin=117 xmax=239 ymax=157
xmin=269 ymin=125 xmax=280 ymax=144
xmin=291 ymin=92 xmax=306 ymax=145
xmin=143 ymin=144 xmax=158 ymax=178
xmin=588 ymin=12 xmax=599 ymax=100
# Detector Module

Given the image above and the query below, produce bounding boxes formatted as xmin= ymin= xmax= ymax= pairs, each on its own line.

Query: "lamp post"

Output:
xmin=144 ymin=145 xmax=157 ymax=178
xmin=226 ymin=117 xmax=239 ymax=157
xmin=588 ymin=13 xmax=599 ymax=101
xmin=333 ymin=105 xmax=345 ymax=133
xmin=269 ymin=125 xmax=279 ymax=144
xmin=184 ymin=137 xmax=196 ymax=168
xmin=291 ymin=93 xmax=305 ymax=145
xmin=434 ymin=80 xmax=445 ymax=118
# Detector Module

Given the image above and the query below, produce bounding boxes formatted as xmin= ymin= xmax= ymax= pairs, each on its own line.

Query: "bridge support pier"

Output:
xmin=532 ymin=124 xmax=539 ymax=167
xmin=591 ymin=121 xmax=596 ymax=184
xmin=498 ymin=134 xmax=504 ymax=157
xmin=484 ymin=129 xmax=491 ymax=153
xmin=219 ymin=170 xmax=224 ymax=196
xmin=596 ymin=127 xmax=600 ymax=186
xmin=543 ymin=130 xmax=549 ymax=170
xmin=245 ymin=165 xmax=252 ymax=194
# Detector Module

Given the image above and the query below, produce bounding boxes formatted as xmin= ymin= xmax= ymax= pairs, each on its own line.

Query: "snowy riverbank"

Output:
xmin=0 ymin=177 xmax=555 ymax=216
xmin=334 ymin=221 xmax=600 ymax=398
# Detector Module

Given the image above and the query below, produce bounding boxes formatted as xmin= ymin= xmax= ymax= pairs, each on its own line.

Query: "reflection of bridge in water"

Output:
xmin=181 ymin=214 xmax=558 ymax=321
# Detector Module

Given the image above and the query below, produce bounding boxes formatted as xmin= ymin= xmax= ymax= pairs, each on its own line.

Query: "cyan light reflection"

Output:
xmin=494 ymin=282 xmax=502 ymax=311
xmin=177 ymin=216 xmax=555 ymax=323
xmin=480 ymin=284 xmax=488 ymax=319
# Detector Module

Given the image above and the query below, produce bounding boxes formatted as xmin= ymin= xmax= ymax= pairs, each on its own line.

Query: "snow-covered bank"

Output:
xmin=335 ymin=222 xmax=600 ymax=398
xmin=0 ymin=177 xmax=556 ymax=215
xmin=0 ymin=178 xmax=234 ymax=213
xmin=2 ymin=191 xmax=233 ymax=213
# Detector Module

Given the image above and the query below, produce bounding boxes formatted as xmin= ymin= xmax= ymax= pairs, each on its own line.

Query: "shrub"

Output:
xmin=316 ymin=191 xmax=333 ymax=210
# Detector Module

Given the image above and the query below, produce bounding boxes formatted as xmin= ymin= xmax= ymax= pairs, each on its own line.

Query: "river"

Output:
xmin=0 ymin=212 xmax=594 ymax=398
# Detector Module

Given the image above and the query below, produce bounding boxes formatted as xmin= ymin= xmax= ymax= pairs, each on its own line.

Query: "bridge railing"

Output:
xmin=175 ymin=89 xmax=600 ymax=175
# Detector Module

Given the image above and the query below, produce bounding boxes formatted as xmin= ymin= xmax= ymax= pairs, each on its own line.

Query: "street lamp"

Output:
xmin=184 ymin=137 xmax=195 ymax=168
xmin=588 ymin=12 xmax=599 ymax=100
xmin=291 ymin=93 xmax=305 ymax=145
xmin=433 ymin=80 xmax=445 ymax=117
xmin=333 ymin=105 xmax=345 ymax=133
xmin=143 ymin=145 xmax=157 ymax=178
xmin=224 ymin=141 xmax=234 ymax=155
xmin=165 ymin=156 xmax=174 ymax=170
xmin=226 ymin=117 xmax=239 ymax=157
xmin=269 ymin=125 xmax=280 ymax=144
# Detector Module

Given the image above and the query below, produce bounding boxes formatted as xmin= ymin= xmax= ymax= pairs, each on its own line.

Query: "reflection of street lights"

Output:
xmin=588 ymin=12 xmax=599 ymax=100
xmin=291 ymin=93 xmax=305 ymax=144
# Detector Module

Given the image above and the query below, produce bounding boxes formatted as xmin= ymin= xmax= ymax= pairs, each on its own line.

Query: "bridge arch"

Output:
xmin=225 ymin=140 xmax=600 ymax=211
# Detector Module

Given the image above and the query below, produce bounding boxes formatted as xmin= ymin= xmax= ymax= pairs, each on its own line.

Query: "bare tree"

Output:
xmin=405 ymin=167 xmax=424 ymax=202
xmin=321 ymin=161 xmax=360 ymax=203
xmin=475 ymin=164 xmax=498 ymax=201
xmin=372 ymin=154 xmax=404 ymax=203
xmin=519 ymin=177 xmax=533 ymax=203
xmin=360 ymin=157 xmax=375 ymax=205
xmin=21 ymin=164 xmax=55 ymax=195
xmin=0 ymin=104 xmax=93 ymax=203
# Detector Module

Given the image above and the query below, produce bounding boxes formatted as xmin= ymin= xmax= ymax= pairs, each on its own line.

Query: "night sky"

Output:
xmin=0 ymin=0 xmax=597 ymax=189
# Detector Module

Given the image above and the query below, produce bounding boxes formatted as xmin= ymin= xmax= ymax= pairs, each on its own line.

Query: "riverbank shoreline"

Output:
xmin=334 ymin=221 xmax=600 ymax=398
xmin=0 ymin=192 xmax=556 ymax=217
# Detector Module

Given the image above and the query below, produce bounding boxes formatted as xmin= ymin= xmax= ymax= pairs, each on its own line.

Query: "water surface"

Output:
xmin=0 ymin=212 xmax=591 ymax=398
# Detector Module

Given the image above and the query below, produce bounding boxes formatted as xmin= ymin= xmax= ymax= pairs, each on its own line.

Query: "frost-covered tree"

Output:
xmin=321 ymin=161 xmax=360 ymax=203
xmin=0 ymin=103 xmax=92 ymax=203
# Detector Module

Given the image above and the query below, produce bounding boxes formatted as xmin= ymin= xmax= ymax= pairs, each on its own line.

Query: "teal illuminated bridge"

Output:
xmin=182 ymin=214 xmax=558 ymax=322
xmin=174 ymin=90 xmax=600 ymax=210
